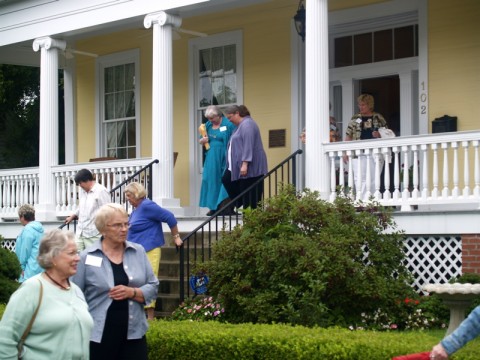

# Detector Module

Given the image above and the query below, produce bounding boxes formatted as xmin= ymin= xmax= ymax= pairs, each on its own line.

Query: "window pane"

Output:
xmin=211 ymin=47 xmax=224 ymax=75
xmin=199 ymin=49 xmax=211 ymax=74
xmin=114 ymin=65 xmax=125 ymax=91
xmin=106 ymin=122 xmax=116 ymax=148
xmin=127 ymin=120 xmax=136 ymax=146
xmin=212 ymin=77 xmax=224 ymax=105
xmin=125 ymin=90 xmax=135 ymax=117
xmin=224 ymin=74 xmax=237 ymax=104
xmin=127 ymin=147 xmax=136 ymax=159
xmin=353 ymin=33 xmax=372 ymax=65
xmin=105 ymin=68 xmax=114 ymax=93
xmin=224 ymin=45 xmax=236 ymax=73
xmin=115 ymin=92 xmax=125 ymax=119
xmin=117 ymin=121 xmax=126 ymax=147
xmin=116 ymin=148 xmax=126 ymax=159
xmin=394 ymin=26 xmax=414 ymax=59
xmin=374 ymin=29 xmax=393 ymax=62
xmin=105 ymin=93 xmax=115 ymax=120
xmin=125 ymin=63 xmax=135 ymax=90
xmin=334 ymin=36 xmax=352 ymax=67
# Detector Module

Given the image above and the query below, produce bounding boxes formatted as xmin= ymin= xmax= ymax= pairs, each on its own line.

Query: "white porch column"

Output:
xmin=63 ymin=58 xmax=76 ymax=164
xmin=305 ymin=0 xmax=330 ymax=197
xmin=33 ymin=37 xmax=66 ymax=221
xmin=144 ymin=12 xmax=183 ymax=214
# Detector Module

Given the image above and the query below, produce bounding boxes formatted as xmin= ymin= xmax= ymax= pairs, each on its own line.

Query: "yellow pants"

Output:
xmin=145 ymin=247 xmax=161 ymax=309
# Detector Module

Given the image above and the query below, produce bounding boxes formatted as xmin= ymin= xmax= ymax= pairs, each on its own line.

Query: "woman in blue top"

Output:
xmin=125 ymin=182 xmax=183 ymax=320
xmin=198 ymin=105 xmax=236 ymax=215
xmin=15 ymin=204 xmax=44 ymax=282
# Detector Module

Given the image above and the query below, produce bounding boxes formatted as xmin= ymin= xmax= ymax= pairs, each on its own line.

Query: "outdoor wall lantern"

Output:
xmin=293 ymin=0 xmax=306 ymax=42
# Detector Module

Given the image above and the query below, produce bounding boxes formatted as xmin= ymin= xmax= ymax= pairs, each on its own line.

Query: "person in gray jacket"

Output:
xmin=72 ymin=203 xmax=158 ymax=360
xmin=222 ymin=105 xmax=268 ymax=210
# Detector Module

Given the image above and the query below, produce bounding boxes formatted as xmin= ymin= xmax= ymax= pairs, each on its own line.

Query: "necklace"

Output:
xmin=44 ymin=271 xmax=71 ymax=290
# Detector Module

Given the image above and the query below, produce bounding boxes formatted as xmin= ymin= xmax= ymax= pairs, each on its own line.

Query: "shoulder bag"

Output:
xmin=17 ymin=279 xmax=43 ymax=359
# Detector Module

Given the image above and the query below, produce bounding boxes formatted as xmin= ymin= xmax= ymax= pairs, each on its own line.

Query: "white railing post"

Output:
xmin=462 ymin=141 xmax=470 ymax=197
xmin=451 ymin=142 xmax=460 ymax=198
xmin=441 ymin=142 xmax=450 ymax=199
xmin=473 ymin=140 xmax=480 ymax=198
xmin=421 ymin=144 xmax=429 ymax=200
xmin=431 ymin=143 xmax=439 ymax=199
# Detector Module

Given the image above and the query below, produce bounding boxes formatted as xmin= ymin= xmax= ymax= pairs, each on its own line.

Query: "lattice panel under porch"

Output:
xmin=1 ymin=239 xmax=16 ymax=252
xmin=404 ymin=235 xmax=462 ymax=293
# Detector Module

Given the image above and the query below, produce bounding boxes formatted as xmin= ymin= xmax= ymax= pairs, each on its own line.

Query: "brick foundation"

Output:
xmin=461 ymin=234 xmax=480 ymax=274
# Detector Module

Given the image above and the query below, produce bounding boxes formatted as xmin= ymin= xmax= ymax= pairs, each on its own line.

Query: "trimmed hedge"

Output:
xmin=146 ymin=321 xmax=479 ymax=360
xmin=2 ymin=304 xmax=479 ymax=359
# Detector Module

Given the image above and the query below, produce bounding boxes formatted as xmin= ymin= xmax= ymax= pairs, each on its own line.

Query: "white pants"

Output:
xmin=352 ymin=155 xmax=384 ymax=197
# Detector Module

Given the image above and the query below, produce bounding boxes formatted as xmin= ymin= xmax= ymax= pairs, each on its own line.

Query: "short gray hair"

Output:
xmin=205 ymin=105 xmax=223 ymax=118
xmin=38 ymin=229 xmax=75 ymax=269
xmin=95 ymin=203 xmax=128 ymax=233
xmin=125 ymin=182 xmax=147 ymax=201
xmin=18 ymin=204 xmax=35 ymax=221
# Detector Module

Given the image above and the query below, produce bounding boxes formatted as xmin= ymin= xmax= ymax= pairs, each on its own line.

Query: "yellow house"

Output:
xmin=0 ymin=0 xmax=480 ymax=285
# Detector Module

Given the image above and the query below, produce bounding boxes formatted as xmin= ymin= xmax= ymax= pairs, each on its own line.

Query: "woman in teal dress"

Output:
xmin=199 ymin=105 xmax=236 ymax=215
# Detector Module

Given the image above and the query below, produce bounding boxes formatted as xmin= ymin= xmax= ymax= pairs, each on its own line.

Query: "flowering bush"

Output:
xmin=171 ymin=296 xmax=225 ymax=322
xmin=349 ymin=297 xmax=446 ymax=331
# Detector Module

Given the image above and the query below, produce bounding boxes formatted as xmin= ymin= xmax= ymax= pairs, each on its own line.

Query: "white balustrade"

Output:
xmin=1 ymin=131 xmax=480 ymax=221
xmin=325 ymin=130 xmax=480 ymax=210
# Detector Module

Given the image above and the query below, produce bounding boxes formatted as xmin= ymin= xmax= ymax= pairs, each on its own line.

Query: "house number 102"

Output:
xmin=420 ymin=81 xmax=427 ymax=114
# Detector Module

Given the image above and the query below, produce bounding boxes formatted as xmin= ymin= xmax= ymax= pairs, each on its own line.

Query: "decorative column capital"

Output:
xmin=144 ymin=11 xmax=182 ymax=29
xmin=32 ymin=37 xmax=66 ymax=52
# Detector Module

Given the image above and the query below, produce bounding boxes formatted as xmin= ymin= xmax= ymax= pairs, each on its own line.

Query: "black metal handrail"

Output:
xmin=110 ymin=159 xmax=159 ymax=210
xmin=178 ymin=149 xmax=303 ymax=301
xmin=58 ymin=159 xmax=159 ymax=230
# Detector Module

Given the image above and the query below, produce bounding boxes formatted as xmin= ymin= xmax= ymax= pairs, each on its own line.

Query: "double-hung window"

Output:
xmin=97 ymin=49 xmax=140 ymax=159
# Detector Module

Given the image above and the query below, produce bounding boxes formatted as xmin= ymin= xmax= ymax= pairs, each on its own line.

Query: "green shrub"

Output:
xmin=146 ymin=320 xmax=480 ymax=360
xmin=0 ymin=239 xmax=21 ymax=303
xmin=199 ymin=186 xmax=416 ymax=327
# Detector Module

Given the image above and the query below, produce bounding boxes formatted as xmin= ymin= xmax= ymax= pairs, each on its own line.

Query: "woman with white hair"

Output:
xmin=0 ymin=229 xmax=93 ymax=359
xmin=72 ymin=203 xmax=159 ymax=360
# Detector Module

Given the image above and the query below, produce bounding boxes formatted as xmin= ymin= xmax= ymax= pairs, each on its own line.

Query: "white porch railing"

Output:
xmin=325 ymin=130 xmax=480 ymax=210
xmin=0 ymin=158 xmax=154 ymax=220
xmin=1 ymin=131 xmax=480 ymax=221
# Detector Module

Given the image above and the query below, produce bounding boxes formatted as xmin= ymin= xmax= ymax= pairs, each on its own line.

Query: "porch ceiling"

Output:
xmin=0 ymin=0 xmax=272 ymax=66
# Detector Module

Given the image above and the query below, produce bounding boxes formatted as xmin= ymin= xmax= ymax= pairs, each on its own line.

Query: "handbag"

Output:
xmin=378 ymin=127 xmax=396 ymax=138
xmin=17 ymin=279 xmax=43 ymax=359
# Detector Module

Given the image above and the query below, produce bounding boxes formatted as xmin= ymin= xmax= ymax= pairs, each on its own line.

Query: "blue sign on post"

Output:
xmin=189 ymin=273 xmax=209 ymax=295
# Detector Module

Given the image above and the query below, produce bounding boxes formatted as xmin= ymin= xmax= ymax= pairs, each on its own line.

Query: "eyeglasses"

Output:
xmin=107 ymin=222 xmax=130 ymax=230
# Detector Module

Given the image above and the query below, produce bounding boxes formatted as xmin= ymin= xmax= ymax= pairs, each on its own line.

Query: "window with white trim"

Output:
xmin=190 ymin=31 xmax=243 ymax=165
xmin=97 ymin=50 xmax=140 ymax=159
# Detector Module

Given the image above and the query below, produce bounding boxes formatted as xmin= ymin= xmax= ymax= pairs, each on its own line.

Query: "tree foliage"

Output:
xmin=200 ymin=185 xmax=416 ymax=327
xmin=0 ymin=64 xmax=65 ymax=169
xmin=0 ymin=64 xmax=41 ymax=168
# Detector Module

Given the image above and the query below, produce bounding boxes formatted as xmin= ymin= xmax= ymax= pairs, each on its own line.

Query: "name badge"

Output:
xmin=220 ymin=126 xmax=227 ymax=132
xmin=356 ymin=118 xmax=362 ymax=124
xmin=85 ymin=255 xmax=102 ymax=267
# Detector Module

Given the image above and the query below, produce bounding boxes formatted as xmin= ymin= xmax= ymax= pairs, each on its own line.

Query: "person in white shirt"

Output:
xmin=65 ymin=168 xmax=111 ymax=251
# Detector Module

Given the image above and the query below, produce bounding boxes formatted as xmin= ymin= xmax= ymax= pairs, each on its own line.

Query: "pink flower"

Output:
xmin=390 ymin=324 xmax=398 ymax=329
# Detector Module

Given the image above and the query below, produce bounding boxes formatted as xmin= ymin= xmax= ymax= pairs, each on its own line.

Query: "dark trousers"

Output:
xmin=222 ymin=170 xmax=264 ymax=209
xmin=90 ymin=306 xmax=148 ymax=360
